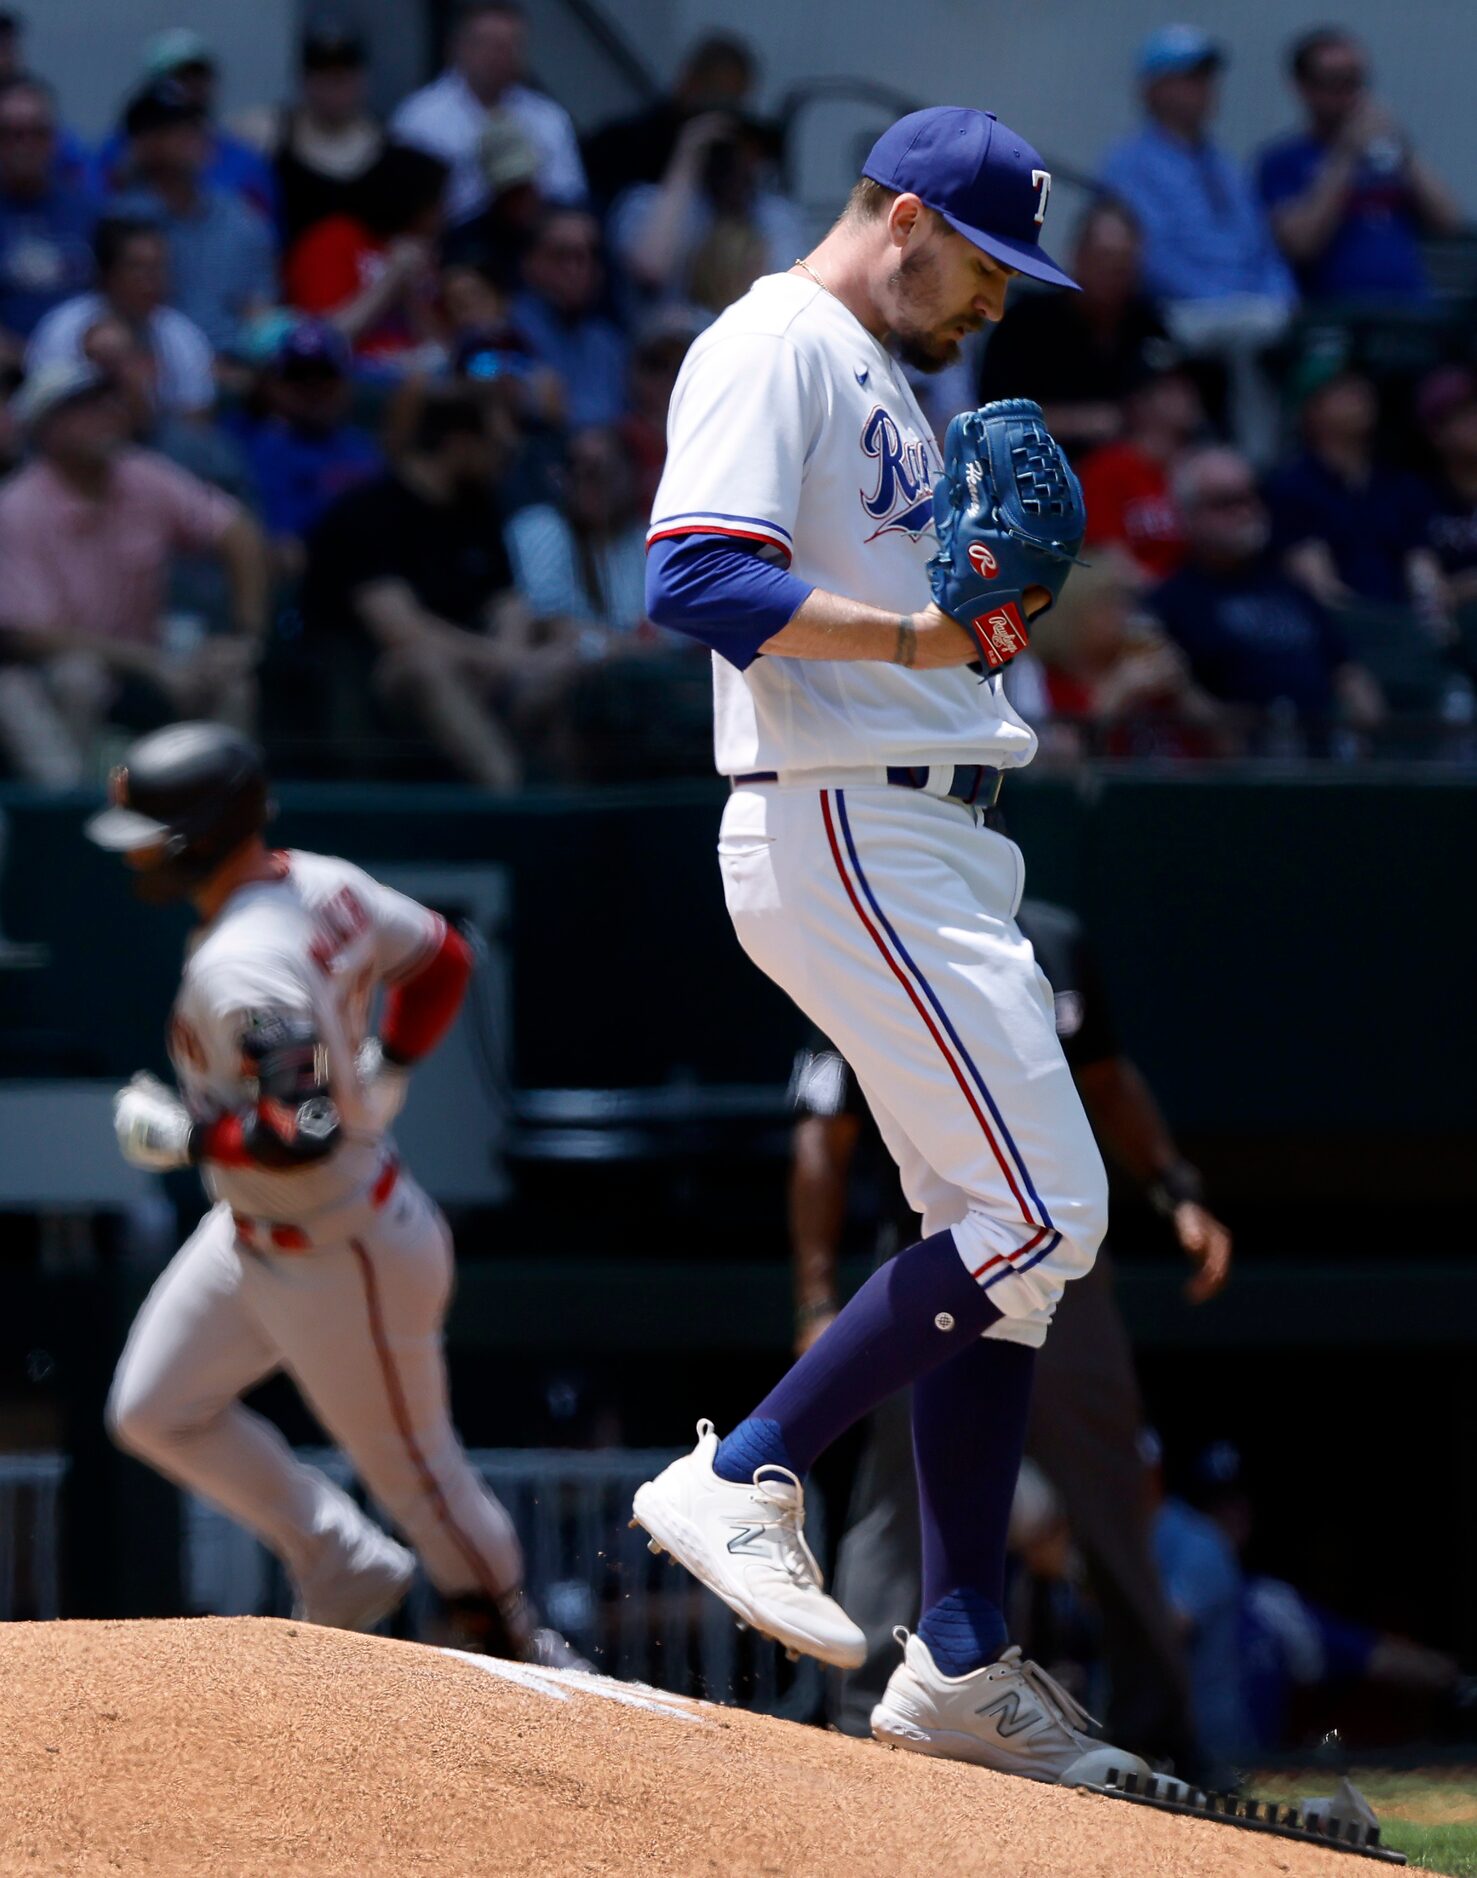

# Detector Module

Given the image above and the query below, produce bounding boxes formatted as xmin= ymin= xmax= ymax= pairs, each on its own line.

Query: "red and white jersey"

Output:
xmin=648 ymin=271 xmax=1038 ymax=776
xmin=168 ymin=850 xmax=443 ymax=1218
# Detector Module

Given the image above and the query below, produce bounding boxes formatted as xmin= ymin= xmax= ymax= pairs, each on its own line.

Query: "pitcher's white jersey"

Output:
xmin=648 ymin=272 xmax=1038 ymax=777
xmin=167 ymin=849 xmax=444 ymax=1218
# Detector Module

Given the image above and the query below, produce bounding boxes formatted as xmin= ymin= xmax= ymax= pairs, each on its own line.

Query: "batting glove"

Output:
xmin=113 ymin=1072 xmax=195 ymax=1171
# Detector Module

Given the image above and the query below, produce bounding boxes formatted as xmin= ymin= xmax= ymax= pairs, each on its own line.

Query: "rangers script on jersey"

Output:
xmin=648 ymin=273 xmax=1039 ymax=777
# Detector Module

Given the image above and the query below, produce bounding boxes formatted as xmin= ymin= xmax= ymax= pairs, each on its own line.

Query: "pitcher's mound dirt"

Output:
xmin=0 ymin=1618 xmax=1372 ymax=1876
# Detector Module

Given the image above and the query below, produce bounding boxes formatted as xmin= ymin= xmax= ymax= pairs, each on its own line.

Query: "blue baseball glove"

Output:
xmin=928 ymin=399 xmax=1086 ymax=671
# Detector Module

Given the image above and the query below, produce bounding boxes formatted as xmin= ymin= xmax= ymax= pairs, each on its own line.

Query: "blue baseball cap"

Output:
xmin=1137 ymin=24 xmax=1224 ymax=80
xmin=278 ymin=317 xmax=352 ymax=375
xmin=862 ymin=106 xmax=1076 ymax=291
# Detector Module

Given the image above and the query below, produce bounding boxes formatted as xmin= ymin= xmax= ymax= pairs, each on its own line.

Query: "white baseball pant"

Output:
xmin=107 ymin=1170 xmax=521 ymax=1600
xmin=720 ymin=779 xmax=1108 ymax=1347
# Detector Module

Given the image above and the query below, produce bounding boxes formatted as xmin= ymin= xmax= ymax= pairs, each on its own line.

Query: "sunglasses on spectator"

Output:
xmin=1308 ymin=67 xmax=1367 ymax=92
xmin=541 ymin=240 xmax=599 ymax=260
xmin=0 ymin=120 xmax=53 ymax=139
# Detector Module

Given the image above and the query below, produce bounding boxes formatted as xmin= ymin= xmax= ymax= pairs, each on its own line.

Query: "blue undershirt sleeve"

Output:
xmin=645 ymin=533 xmax=813 ymax=672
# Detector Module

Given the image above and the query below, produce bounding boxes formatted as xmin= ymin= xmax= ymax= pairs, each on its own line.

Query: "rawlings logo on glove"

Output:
xmin=928 ymin=399 xmax=1086 ymax=672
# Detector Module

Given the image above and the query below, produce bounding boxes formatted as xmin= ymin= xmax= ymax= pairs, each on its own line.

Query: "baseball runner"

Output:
xmin=630 ymin=105 xmax=1149 ymax=1781
xmin=88 ymin=721 xmax=578 ymax=1665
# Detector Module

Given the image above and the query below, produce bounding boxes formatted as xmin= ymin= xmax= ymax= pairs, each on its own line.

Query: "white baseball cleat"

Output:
xmin=293 ymin=1526 xmax=416 ymax=1632
xmin=871 ymin=1631 xmax=1153 ymax=1786
xmin=632 ymin=1419 xmax=866 ymax=1669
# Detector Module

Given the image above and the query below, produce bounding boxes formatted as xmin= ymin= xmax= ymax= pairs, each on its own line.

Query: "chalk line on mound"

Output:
xmin=440 ymin=1648 xmax=713 ymax=1725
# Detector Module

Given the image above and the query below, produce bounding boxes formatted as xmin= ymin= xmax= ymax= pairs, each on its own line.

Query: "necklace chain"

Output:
xmin=793 ymin=256 xmax=831 ymax=295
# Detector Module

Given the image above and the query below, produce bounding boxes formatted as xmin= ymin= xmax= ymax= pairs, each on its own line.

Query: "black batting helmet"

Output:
xmin=86 ymin=721 xmax=270 ymax=902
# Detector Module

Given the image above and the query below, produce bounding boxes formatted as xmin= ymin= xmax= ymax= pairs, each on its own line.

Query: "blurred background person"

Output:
xmin=1020 ymin=551 xmax=1227 ymax=761
xmin=446 ymin=292 xmax=563 ymax=445
xmin=1417 ymin=367 xmax=1477 ymax=615
xmin=619 ymin=306 xmax=704 ymax=511
xmin=1098 ymin=26 xmax=1295 ymax=461
xmin=441 ymin=110 xmax=545 ymax=288
xmin=1078 ymin=363 xmax=1204 ymax=580
xmin=1099 ymin=27 xmax=1295 ymax=313
xmin=27 ymin=216 xmax=214 ymax=418
xmin=93 ymin=27 xmax=278 ymax=225
xmin=76 ymin=308 xmax=250 ymax=498
xmin=1150 ymin=445 xmax=1384 ymax=741
xmin=240 ymin=320 xmax=383 ymax=580
xmin=506 ymin=424 xmax=708 ymax=779
xmin=0 ymin=76 xmax=96 ymax=355
xmin=284 ymin=143 xmax=448 ymax=370
xmin=1145 ymin=1435 xmax=1251 ymax=1785
xmin=610 ymin=106 xmax=802 ymax=315
xmin=109 ymin=79 xmax=276 ymax=353
xmin=0 ymin=363 xmax=267 ymax=784
xmin=1157 ymin=1440 xmax=1475 ymax=1773
xmin=301 ymin=387 xmax=574 ymax=788
xmin=1257 ymin=27 xmax=1463 ymax=306
xmin=392 ymin=1 xmax=586 ymax=227
xmin=505 ymin=425 xmax=652 ymax=646
xmin=266 ymin=22 xmax=390 ymax=251
xmin=583 ymin=33 xmax=757 ymax=210
xmin=975 ymin=199 xmax=1170 ymax=464
xmin=1266 ymin=357 xmax=1449 ymax=629
xmin=0 ymin=10 xmax=88 ymax=188
xmin=511 ymin=208 xmax=626 ymax=428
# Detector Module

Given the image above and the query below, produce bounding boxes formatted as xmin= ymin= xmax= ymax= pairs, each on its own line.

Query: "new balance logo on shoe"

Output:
xmin=974 ymin=1690 xmax=1037 ymax=1739
xmin=725 ymin=1525 xmax=770 ymax=1555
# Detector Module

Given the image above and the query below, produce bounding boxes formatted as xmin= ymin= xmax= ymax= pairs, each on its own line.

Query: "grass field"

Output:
xmin=1253 ymin=1771 xmax=1477 ymax=1875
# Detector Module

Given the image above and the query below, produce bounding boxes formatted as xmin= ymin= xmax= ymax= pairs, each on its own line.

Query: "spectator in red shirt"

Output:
xmin=1079 ymin=363 xmax=1204 ymax=580
xmin=0 ymin=361 xmax=268 ymax=783
xmin=284 ymin=143 xmax=449 ymax=366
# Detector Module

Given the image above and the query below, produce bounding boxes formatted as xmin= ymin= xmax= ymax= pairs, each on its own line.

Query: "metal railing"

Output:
xmin=183 ymin=1447 xmax=825 ymax=1719
xmin=0 ymin=1453 xmax=67 ymax=1620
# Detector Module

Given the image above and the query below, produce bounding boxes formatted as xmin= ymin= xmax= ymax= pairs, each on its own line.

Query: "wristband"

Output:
xmin=1146 ymin=1160 xmax=1204 ymax=1218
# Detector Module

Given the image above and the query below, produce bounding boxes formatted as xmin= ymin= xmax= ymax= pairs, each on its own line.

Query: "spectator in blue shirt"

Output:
xmin=511 ymin=207 xmax=628 ymax=430
xmin=1100 ymin=27 xmax=1296 ymax=463
xmin=110 ymin=80 xmax=276 ymax=352
xmin=94 ymin=27 xmax=279 ymax=228
xmin=243 ymin=320 xmax=383 ymax=579
xmin=1256 ymin=29 xmax=1463 ymax=305
xmin=0 ymin=77 xmax=95 ymax=346
xmin=1099 ymin=26 xmax=1295 ymax=310
xmin=0 ymin=9 xmax=90 ymax=189
xmin=1152 ymin=1492 xmax=1249 ymax=1776
xmin=1149 ymin=445 xmax=1383 ymax=735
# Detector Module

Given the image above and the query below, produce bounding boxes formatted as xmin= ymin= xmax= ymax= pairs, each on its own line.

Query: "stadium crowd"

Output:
xmin=0 ymin=5 xmax=1472 ymax=786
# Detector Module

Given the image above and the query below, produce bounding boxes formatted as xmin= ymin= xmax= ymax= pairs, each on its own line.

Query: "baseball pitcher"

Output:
xmin=631 ymin=107 xmax=1149 ymax=1782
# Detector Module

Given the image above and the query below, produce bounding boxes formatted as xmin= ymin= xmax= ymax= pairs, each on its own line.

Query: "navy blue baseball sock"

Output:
xmin=713 ymin=1230 xmax=1003 ymax=1484
xmin=913 ymin=1336 xmax=1036 ymax=1676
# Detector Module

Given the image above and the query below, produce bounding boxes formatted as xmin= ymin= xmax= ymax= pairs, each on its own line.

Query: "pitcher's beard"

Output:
xmin=887 ymin=246 xmax=969 ymax=374
xmin=895 ymin=330 xmax=960 ymax=373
